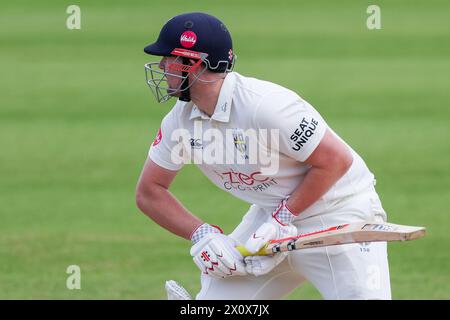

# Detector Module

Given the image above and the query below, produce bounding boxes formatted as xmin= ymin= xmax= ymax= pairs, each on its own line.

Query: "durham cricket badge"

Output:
xmin=232 ymin=128 xmax=249 ymax=160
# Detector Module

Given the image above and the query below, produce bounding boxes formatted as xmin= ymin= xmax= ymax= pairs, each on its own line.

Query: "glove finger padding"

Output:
xmin=244 ymin=222 xmax=298 ymax=254
xmin=244 ymin=199 xmax=299 ymax=255
xmin=244 ymin=222 xmax=277 ymax=254
xmin=209 ymin=238 xmax=247 ymax=276
xmin=193 ymin=244 xmax=231 ymax=278
xmin=191 ymin=233 xmax=247 ymax=278
xmin=244 ymin=252 xmax=288 ymax=277
xmin=245 ymin=219 xmax=298 ymax=253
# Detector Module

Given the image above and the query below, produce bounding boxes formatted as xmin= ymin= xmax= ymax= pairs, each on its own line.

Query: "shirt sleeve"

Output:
xmin=148 ymin=106 xmax=185 ymax=171
xmin=254 ymin=90 xmax=327 ymax=162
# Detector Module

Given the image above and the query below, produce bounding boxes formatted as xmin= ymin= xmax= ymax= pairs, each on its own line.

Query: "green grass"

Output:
xmin=0 ymin=0 xmax=449 ymax=299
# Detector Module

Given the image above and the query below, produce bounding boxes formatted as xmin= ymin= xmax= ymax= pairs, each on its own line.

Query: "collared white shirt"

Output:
xmin=149 ymin=72 xmax=375 ymax=216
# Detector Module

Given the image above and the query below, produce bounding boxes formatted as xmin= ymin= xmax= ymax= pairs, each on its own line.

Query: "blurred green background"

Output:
xmin=0 ymin=0 xmax=449 ymax=299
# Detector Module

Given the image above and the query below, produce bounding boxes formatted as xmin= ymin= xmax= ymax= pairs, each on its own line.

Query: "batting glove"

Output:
xmin=243 ymin=199 xmax=297 ymax=276
xmin=245 ymin=199 xmax=298 ymax=254
xmin=245 ymin=253 xmax=288 ymax=277
xmin=190 ymin=223 xmax=247 ymax=278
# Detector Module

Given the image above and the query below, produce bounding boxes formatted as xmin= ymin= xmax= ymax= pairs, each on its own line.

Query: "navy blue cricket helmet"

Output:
xmin=144 ymin=12 xmax=235 ymax=73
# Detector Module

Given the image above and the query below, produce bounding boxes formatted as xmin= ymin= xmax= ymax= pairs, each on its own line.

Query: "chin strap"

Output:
xmin=179 ymin=57 xmax=191 ymax=102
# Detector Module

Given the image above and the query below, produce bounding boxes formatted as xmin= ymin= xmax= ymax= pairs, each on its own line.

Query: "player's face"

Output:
xmin=159 ymin=56 xmax=182 ymax=97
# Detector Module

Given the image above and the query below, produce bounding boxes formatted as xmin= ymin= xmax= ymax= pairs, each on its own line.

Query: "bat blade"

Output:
xmin=236 ymin=222 xmax=426 ymax=256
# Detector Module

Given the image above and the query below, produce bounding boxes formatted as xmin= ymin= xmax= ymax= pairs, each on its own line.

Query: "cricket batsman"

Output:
xmin=136 ymin=12 xmax=392 ymax=299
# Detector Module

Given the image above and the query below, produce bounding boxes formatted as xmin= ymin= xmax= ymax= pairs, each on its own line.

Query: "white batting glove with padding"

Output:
xmin=244 ymin=199 xmax=298 ymax=276
xmin=245 ymin=199 xmax=298 ymax=254
xmin=245 ymin=253 xmax=288 ymax=277
xmin=190 ymin=223 xmax=247 ymax=278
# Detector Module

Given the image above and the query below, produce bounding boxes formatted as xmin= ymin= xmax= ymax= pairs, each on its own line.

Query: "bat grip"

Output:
xmin=235 ymin=244 xmax=269 ymax=256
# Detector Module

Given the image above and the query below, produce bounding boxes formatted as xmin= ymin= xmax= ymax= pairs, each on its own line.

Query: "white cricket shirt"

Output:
xmin=148 ymin=72 xmax=375 ymax=218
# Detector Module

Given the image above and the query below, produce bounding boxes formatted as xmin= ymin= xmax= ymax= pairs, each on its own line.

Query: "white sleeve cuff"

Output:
xmin=148 ymin=150 xmax=183 ymax=171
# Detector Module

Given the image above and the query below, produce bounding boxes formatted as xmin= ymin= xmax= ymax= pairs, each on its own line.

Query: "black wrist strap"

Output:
xmin=179 ymin=57 xmax=191 ymax=102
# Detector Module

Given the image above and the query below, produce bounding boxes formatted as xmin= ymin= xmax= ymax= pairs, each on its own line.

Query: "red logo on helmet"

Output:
xmin=180 ymin=31 xmax=197 ymax=48
xmin=152 ymin=128 xmax=162 ymax=146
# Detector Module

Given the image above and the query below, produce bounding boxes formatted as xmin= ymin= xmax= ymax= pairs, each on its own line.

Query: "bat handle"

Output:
xmin=235 ymin=244 xmax=269 ymax=257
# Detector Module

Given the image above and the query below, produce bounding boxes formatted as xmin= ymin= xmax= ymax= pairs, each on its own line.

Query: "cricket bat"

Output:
xmin=236 ymin=222 xmax=426 ymax=256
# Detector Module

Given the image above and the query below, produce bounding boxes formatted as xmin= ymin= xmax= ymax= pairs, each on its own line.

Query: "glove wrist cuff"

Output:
xmin=190 ymin=223 xmax=222 ymax=244
xmin=272 ymin=200 xmax=296 ymax=226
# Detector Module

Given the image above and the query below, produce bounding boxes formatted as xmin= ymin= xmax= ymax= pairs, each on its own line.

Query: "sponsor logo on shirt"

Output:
xmin=190 ymin=138 xmax=203 ymax=149
xmin=290 ymin=117 xmax=319 ymax=151
xmin=215 ymin=169 xmax=278 ymax=192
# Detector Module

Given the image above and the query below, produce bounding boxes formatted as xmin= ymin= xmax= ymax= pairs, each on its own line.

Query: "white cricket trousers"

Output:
xmin=196 ymin=187 xmax=392 ymax=300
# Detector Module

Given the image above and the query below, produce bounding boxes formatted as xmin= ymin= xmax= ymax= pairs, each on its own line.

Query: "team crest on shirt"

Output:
xmin=232 ymin=128 xmax=249 ymax=160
